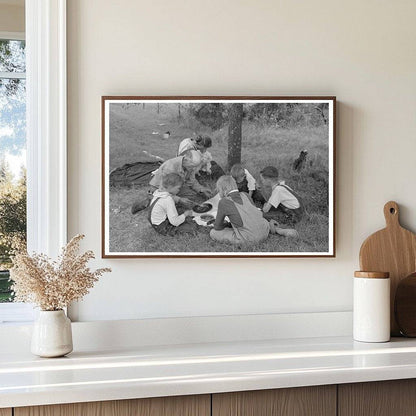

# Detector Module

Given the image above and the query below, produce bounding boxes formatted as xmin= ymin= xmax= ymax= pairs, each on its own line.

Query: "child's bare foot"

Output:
xmin=275 ymin=227 xmax=299 ymax=238
xmin=268 ymin=220 xmax=299 ymax=237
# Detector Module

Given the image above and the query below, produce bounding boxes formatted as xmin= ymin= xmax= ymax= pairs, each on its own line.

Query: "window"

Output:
xmin=0 ymin=34 xmax=26 ymax=307
xmin=0 ymin=0 xmax=67 ymax=324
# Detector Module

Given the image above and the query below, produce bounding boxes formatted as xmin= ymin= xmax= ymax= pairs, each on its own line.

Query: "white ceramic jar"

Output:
xmin=353 ymin=271 xmax=390 ymax=343
xmin=31 ymin=310 xmax=73 ymax=357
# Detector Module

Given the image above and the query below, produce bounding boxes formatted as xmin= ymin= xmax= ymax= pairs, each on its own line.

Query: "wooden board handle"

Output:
xmin=384 ymin=201 xmax=400 ymax=228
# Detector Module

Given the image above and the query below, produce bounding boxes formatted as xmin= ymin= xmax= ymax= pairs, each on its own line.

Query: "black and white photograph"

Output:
xmin=102 ymin=97 xmax=335 ymax=257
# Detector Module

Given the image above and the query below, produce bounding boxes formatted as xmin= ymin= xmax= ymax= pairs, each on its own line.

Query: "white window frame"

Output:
xmin=0 ymin=0 xmax=67 ymax=323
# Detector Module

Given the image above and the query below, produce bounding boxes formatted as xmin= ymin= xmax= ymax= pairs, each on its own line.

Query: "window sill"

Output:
xmin=0 ymin=303 xmax=35 ymax=324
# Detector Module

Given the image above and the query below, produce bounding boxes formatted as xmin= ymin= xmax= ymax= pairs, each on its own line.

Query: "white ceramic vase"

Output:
xmin=31 ymin=310 xmax=73 ymax=357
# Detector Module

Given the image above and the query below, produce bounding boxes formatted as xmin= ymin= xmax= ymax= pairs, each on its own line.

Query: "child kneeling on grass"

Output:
xmin=148 ymin=173 xmax=195 ymax=236
xmin=210 ymin=176 xmax=270 ymax=245
xmin=230 ymin=163 xmax=257 ymax=198
xmin=260 ymin=166 xmax=304 ymax=225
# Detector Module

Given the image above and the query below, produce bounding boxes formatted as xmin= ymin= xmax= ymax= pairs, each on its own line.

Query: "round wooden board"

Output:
xmin=359 ymin=201 xmax=416 ymax=336
xmin=395 ymin=273 xmax=416 ymax=337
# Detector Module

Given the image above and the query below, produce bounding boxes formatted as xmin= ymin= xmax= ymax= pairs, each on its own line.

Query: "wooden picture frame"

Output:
xmin=102 ymin=96 xmax=336 ymax=258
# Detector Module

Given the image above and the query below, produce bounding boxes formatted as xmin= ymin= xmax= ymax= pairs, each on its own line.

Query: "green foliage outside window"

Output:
xmin=0 ymin=38 xmax=27 ymax=302
xmin=0 ymin=161 xmax=26 ymax=302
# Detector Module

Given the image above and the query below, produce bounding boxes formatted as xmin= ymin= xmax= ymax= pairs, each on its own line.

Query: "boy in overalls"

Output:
xmin=148 ymin=173 xmax=195 ymax=236
xmin=209 ymin=176 xmax=270 ymax=245
xmin=259 ymin=166 xmax=304 ymax=225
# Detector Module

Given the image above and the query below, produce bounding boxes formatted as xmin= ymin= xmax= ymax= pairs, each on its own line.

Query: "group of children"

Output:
xmin=231 ymin=164 xmax=303 ymax=226
xmin=147 ymin=151 xmax=304 ymax=245
xmin=208 ymin=164 xmax=303 ymax=244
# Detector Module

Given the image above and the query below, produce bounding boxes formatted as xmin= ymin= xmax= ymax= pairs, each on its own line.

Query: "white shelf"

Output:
xmin=2 ymin=335 xmax=416 ymax=408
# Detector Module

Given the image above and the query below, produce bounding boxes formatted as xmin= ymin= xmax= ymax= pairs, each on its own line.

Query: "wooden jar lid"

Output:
xmin=354 ymin=271 xmax=390 ymax=279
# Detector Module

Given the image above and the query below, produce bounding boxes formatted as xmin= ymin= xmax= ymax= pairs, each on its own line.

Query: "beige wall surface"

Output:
xmin=0 ymin=4 xmax=24 ymax=33
xmin=67 ymin=0 xmax=416 ymax=321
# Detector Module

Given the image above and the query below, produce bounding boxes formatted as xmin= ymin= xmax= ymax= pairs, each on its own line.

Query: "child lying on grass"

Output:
xmin=148 ymin=173 xmax=196 ymax=236
xmin=259 ymin=166 xmax=304 ymax=225
xmin=210 ymin=176 xmax=270 ymax=245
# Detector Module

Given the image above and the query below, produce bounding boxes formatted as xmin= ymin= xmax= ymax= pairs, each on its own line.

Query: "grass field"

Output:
xmin=108 ymin=103 xmax=330 ymax=254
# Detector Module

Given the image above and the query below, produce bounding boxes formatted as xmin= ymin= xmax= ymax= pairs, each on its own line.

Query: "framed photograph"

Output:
xmin=102 ymin=96 xmax=336 ymax=258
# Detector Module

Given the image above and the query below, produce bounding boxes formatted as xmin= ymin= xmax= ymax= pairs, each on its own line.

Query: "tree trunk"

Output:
xmin=227 ymin=104 xmax=243 ymax=169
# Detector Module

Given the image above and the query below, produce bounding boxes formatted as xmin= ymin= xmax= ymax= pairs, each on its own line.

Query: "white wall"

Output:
xmin=0 ymin=3 xmax=24 ymax=32
xmin=67 ymin=0 xmax=416 ymax=322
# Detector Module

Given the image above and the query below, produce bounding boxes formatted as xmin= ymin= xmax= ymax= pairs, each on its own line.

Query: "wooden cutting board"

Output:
xmin=359 ymin=201 xmax=416 ymax=336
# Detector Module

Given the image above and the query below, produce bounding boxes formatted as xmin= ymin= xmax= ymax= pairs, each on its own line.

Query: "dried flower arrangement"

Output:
xmin=10 ymin=234 xmax=111 ymax=311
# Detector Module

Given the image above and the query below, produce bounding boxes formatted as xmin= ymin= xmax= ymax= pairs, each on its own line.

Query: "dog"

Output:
xmin=293 ymin=150 xmax=308 ymax=172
